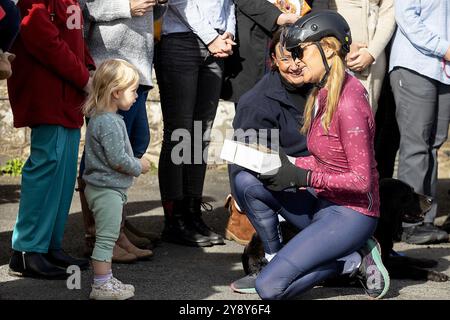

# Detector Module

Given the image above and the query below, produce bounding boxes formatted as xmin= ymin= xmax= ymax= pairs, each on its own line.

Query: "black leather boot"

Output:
xmin=161 ymin=199 xmax=212 ymax=247
xmin=9 ymin=251 xmax=69 ymax=279
xmin=44 ymin=249 xmax=90 ymax=270
xmin=186 ymin=197 xmax=225 ymax=245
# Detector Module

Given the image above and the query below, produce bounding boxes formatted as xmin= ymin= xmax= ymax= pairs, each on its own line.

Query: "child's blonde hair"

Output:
xmin=82 ymin=59 xmax=140 ymax=117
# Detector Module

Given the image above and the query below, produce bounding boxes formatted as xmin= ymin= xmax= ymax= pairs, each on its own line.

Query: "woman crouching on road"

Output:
xmin=231 ymin=10 xmax=390 ymax=300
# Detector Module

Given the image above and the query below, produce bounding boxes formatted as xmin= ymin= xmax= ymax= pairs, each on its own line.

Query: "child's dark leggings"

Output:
xmin=233 ymin=170 xmax=378 ymax=300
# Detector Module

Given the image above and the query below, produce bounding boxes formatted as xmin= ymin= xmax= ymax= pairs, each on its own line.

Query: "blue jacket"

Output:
xmin=389 ymin=0 xmax=450 ymax=84
xmin=229 ymin=71 xmax=310 ymax=191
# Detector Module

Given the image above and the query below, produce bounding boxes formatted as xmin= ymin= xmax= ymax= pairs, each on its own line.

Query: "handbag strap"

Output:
xmin=47 ymin=0 xmax=56 ymax=22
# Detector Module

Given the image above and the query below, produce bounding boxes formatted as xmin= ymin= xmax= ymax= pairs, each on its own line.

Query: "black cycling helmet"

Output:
xmin=281 ymin=10 xmax=352 ymax=88
xmin=282 ymin=10 xmax=352 ymax=54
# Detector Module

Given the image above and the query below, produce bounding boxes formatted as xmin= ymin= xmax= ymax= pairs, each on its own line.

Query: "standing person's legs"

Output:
xmin=390 ymin=68 xmax=449 ymax=243
xmin=429 ymin=83 xmax=450 ymax=217
xmin=117 ymin=84 xmax=153 ymax=247
xmin=85 ymin=185 xmax=134 ymax=300
xmin=12 ymin=125 xmax=77 ymax=253
xmin=118 ymin=85 xmax=151 ymax=159
xmin=183 ymin=44 xmax=225 ymax=245
xmin=48 ymin=127 xmax=80 ymax=251
xmin=85 ymin=185 xmax=125 ymax=263
xmin=427 ymin=83 xmax=450 ymax=238
xmin=375 ymin=68 xmax=400 ymax=179
xmin=155 ymin=33 xmax=200 ymax=201
xmin=183 ymin=50 xmax=223 ymax=198
xmin=9 ymin=125 xmax=85 ymax=278
xmin=256 ymin=203 xmax=379 ymax=300
xmin=155 ymin=33 xmax=211 ymax=246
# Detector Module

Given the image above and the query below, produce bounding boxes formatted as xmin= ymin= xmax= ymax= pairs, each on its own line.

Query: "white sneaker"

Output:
xmin=110 ymin=277 xmax=135 ymax=293
xmin=89 ymin=277 xmax=135 ymax=300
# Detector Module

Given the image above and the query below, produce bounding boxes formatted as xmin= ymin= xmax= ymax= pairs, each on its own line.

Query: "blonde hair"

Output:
xmin=300 ymin=37 xmax=346 ymax=134
xmin=82 ymin=59 xmax=140 ymax=118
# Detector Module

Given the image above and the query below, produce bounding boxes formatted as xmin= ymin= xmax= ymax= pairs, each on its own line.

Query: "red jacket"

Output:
xmin=7 ymin=0 xmax=94 ymax=129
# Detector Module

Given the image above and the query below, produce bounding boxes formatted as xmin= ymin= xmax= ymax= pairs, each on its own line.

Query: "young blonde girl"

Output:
xmin=82 ymin=59 xmax=150 ymax=300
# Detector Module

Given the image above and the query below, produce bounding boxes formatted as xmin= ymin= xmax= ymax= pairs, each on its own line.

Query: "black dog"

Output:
xmin=242 ymin=178 xmax=449 ymax=282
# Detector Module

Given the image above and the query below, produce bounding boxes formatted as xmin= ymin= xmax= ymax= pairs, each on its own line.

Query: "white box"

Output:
xmin=220 ymin=139 xmax=281 ymax=174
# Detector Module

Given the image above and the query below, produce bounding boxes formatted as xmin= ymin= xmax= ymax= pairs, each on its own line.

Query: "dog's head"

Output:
xmin=379 ymin=178 xmax=432 ymax=241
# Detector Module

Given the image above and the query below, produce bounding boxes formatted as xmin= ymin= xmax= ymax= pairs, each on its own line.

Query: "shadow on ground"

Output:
xmin=0 ymin=174 xmax=449 ymax=300
xmin=0 ymin=184 xmax=20 ymax=204
xmin=0 ymin=196 xmax=247 ymax=300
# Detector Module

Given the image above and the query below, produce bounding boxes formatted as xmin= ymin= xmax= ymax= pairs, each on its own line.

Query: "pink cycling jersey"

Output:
xmin=295 ymin=73 xmax=380 ymax=217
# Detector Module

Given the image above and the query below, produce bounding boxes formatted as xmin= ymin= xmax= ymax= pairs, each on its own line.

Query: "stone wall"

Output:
xmin=4 ymin=79 xmax=450 ymax=178
xmin=0 ymin=79 xmax=235 ymax=166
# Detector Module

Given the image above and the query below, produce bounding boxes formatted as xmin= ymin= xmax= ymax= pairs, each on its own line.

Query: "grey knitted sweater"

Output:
xmin=83 ymin=112 xmax=142 ymax=192
xmin=79 ymin=0 xmax=166 ymax=87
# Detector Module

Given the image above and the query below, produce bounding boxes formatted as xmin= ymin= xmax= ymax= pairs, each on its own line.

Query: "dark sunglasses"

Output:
xmin=290 ymin=43 xmax=317 ymax=61
xmin=290 ymin=46 xmax=305 ymax=61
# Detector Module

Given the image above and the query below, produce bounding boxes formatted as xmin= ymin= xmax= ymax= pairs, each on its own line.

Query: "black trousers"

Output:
xmin=155 ymin=32 xmax=224 ymax=201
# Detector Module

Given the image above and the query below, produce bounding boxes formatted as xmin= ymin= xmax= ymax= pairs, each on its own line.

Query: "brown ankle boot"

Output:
xmin=224 ymin=194 xmax=256 ymax=245
xmin=124 ymin=220 xmax=161 ymax=244
xmin=112 ymin=244 xmax=138 ymax=264
xmin=123 ymin=226 xmax=153 ymax=249
xmin=116 ymin=230 xmax=153 ymax=260
xmin=77 ymin=177 xmax=96 ymax=255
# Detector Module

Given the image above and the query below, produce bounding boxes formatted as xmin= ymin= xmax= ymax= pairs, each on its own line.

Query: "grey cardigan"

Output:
xmin=79 ymin=0 xmax=166 ymax=87
xmin=83 ymin=112 xmax=142 ymax=192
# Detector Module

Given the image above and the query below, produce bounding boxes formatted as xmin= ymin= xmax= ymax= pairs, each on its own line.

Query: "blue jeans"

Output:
xmin=118 ymin=85 xmax=150 ymax=158
xmin=233 ymin=171 xmax=378 ymax=300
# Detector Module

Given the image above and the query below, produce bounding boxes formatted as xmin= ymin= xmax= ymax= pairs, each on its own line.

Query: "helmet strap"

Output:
xmin=314 ymin=42 xmax=331 ymax=88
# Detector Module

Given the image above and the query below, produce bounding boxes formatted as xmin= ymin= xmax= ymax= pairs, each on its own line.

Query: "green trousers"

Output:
xmin=84 ymin=184 xmax=127 ymax=262
xmin=12 ymin=125 xmax=80 ymax=253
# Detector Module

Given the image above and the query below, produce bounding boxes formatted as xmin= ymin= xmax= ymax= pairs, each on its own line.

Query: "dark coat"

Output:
xmin=0 ymin=0 xmax=20 ymax=51
xmin=223 ymin=0 xmax=281 ymax=102
xmin=229 ymin=71 xmax=311 ymax=190
xmin=233 ymin=71 xmax=310 ymax=156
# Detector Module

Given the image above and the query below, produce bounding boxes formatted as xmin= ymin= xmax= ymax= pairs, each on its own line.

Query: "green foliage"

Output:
xmin=0 ymin=158 xmax=25 ymax=176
